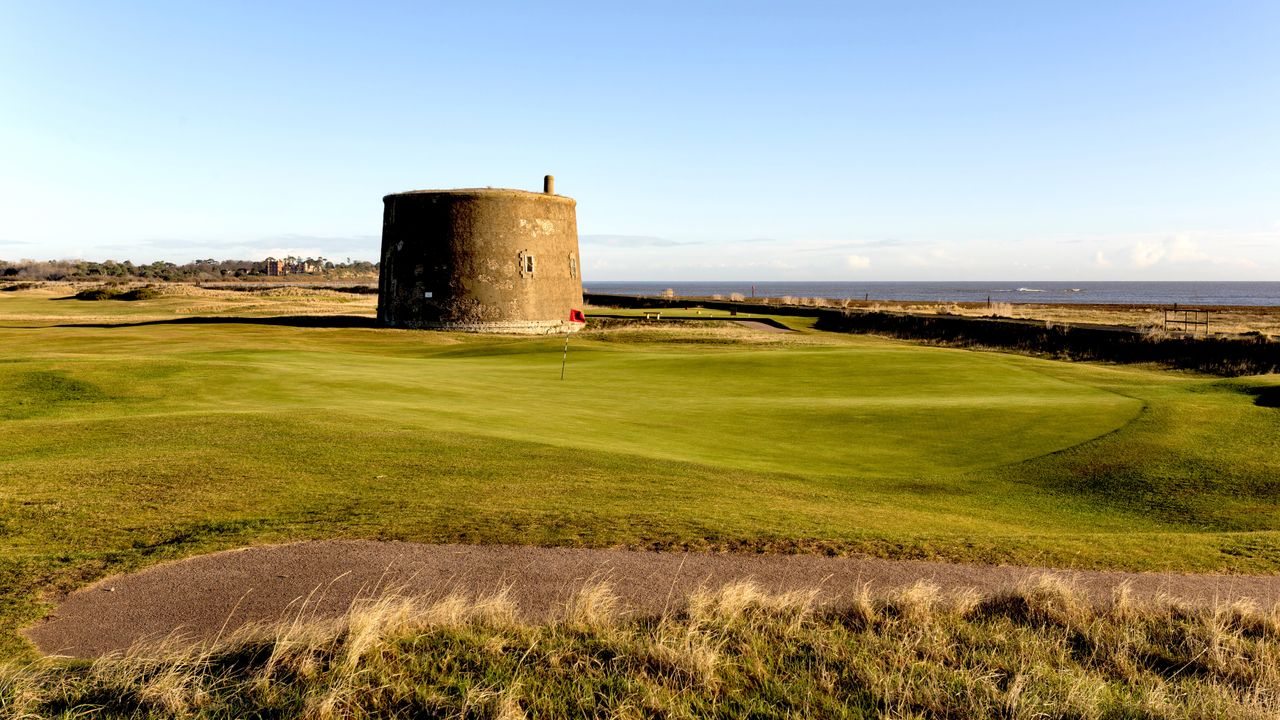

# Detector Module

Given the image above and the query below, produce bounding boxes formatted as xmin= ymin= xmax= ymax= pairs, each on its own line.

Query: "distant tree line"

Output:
xmin=0 ymin=257 xmax=378 ymax=281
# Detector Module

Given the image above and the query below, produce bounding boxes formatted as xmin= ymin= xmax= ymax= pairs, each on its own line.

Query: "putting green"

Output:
xmin=0 ymin=318 xmax=1138 ymax=481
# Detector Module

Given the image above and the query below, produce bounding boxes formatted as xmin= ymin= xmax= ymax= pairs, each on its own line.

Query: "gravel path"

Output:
xmin=24 ymin=541 xmax=1280 ymax=658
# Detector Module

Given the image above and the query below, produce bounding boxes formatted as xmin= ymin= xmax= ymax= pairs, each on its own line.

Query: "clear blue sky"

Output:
xmin=1 ymin=1 xmax=1276 ymax=280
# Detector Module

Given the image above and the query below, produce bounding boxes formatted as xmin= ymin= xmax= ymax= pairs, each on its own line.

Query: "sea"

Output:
xmin=583 ymin=281 xmax=1280 ymax=307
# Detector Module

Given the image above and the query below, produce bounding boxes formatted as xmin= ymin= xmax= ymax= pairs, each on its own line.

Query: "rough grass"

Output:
xmin=4 ymin=579 xmax=1279 ymax=719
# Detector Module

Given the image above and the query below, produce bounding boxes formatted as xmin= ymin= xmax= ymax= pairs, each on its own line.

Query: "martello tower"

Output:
xmin=377 ymin=176 xmax=584 ymax=333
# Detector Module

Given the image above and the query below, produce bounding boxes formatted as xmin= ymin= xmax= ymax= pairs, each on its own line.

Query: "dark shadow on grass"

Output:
xmin=588 ymin=313 xmax=793 ymax=331
xmin=1248 ymin=386 xmax=1280 ymax=409
xmin=5 ymin=315 xmax=380 ymax=330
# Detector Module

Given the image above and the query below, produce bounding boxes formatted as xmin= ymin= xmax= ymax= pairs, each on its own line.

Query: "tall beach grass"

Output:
xmin=5 ymin=577 xmax=1278 ymax=719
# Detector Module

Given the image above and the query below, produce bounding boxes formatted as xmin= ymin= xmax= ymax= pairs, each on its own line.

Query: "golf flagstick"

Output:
xmin=561 ymin=308 xmax=586 ymax=380
xmin=560 ymin=326 xmax=570 ymax=380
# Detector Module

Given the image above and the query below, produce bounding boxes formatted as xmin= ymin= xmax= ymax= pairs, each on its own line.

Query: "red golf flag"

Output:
xmin=569 ymin=309 xmax=586 ymax=323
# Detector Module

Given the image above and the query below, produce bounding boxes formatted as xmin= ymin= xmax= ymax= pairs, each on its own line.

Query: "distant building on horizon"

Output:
xmin=263 ymin=257 xmax=319 ymax=276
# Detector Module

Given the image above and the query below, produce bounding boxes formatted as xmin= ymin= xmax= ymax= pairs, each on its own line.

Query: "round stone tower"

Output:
xmin=377 ymin=176 xmax=584 ymax=333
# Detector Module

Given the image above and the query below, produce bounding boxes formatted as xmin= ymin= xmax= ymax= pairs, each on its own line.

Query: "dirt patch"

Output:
xmin=24 ymin=541 xmax=1280 ymax=658
xmin=732 ymin=319 xmax=791 ymax=333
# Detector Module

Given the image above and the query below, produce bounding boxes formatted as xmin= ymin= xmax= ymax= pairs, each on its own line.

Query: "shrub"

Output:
xmin=73 ymin=285 xmax=161 ymax=301
xmin=74 ymin=287 xmax=119 ymax=301
xmin=116 ymin=287 xmax=161 ymax=301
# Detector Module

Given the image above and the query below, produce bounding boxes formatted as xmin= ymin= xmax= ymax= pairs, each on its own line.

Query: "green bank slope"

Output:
xmin=1 ymin=287 xmax=1278 ymax=656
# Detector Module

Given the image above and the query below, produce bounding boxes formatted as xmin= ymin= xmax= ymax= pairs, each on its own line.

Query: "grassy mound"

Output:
xmin=4 ymin=579 xmax=1278 ymax=718
xmin=73 ymin=286 xmax=162 ymax=301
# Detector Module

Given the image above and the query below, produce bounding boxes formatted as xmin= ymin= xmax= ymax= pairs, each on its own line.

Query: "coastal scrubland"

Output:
xmin=688 ymin=291 xmax=1280 ymax=337
xmin=2 ymin=282 xmax=1279 ymax=715
xmin=872 ymin=299 xmax=1280 ymax=338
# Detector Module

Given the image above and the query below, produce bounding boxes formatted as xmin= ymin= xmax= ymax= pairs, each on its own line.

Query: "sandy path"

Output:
xmin=24 ymin=541 xmax=1280 ymax=658
xmin=731 ymin=319 xmax=791 ymax=333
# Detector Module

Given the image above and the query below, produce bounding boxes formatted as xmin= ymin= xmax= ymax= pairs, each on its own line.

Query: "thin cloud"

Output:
xmin=114 ymin=234 xmax=378 ymax=253
xmin=1128 ymin=236 xmax=1258 ymax=269
xmin=795 ymin=238 xmax=919 ymax=253
xmin=580 ymin=234 xmax=691 ymax=247
xmin=1167 ymin=236 xmax=1210 ymax=263
xmin=1130 ymin=240 xmax=1166 ymax=268
xmin=261 ymin=233 xmax=379 ymax=248
xmin=77 ymin=233 xmax=380 ymax=263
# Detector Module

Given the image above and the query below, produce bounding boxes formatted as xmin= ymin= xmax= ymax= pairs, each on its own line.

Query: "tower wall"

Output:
xmin=377 ymin=187 xmax=583 ymax=333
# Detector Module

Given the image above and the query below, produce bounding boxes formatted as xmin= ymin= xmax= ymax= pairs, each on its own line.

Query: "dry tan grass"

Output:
xmin=6 ymin=579 xmax=1280 ymax=718
xmin=580 ymin=319 xmax=823 ymax=347
xmin=563 ymin=582 xmax=621 ymax=629
xmin=988 ymin=301 xmax=1016 ymax=317
xmin=708 ymin=290 xmax=1278 ymax=336
xmin=845 ymin=300 xmax=1280 ymax=337
xmin=0 ymin=281 xmax=377 ymax=325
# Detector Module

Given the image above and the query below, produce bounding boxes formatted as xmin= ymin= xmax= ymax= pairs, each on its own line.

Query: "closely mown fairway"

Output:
xmin=1 ymin=285 xmax=1279 ymax=657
